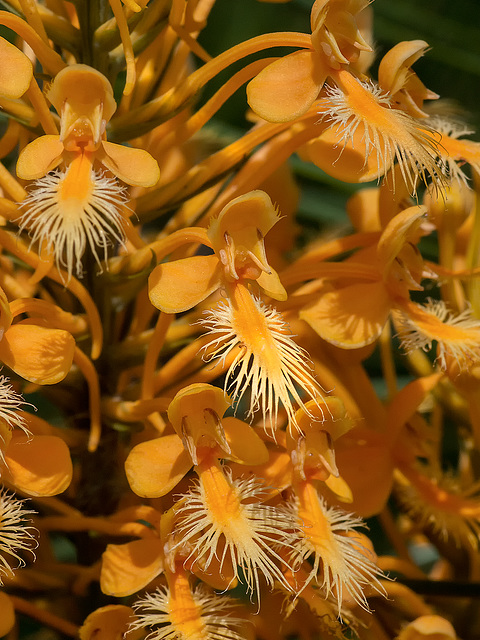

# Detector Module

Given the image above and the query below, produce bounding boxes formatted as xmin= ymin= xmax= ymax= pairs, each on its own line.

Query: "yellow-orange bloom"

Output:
xmin=17 ymin=65 xmax=160 ymax=280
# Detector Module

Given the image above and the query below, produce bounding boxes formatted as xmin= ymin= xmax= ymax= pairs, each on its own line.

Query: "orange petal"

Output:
xmin=377 ymin=204 xmax=428 ymax=274
xmin=4 ymin=433 xmax=72 ymax=497
xmin=346 ymin=187 xmax=381 ymax=232
xmin=99 ymin=141 xmax=160 ymax=187
xmin=0 ymin=592 xmax=15 ymax=636
xmin=335 ymin=428 xmax=394 ymax=517
xmin=256 ymin=268 xmax=287 ymax=301
xmin=0 ymin=323 xmax=75 ymax=384
xmin=378 ymin=40 xmax=430 ymax=96
xmin=125 ymin=434 xmax=192 ymax=498
xmin=386 ymin=373 xmax=442 ymax=445
xmin=149 ymin=255 xmax=222 ymax=314
xmin=16 ymin=135 xmax=64 ymax=180
xmin=301 ymin=122 xmax=392 ymax=183
xmin=100 ymin=539 xmax=164 ymax=597
xmin=396 ymin=615 xmax=457 ymax=640
xmin=247 ymin=50 xmax=327 ymax=122
xmin=300 ymin=281 xmax=391 ymax=348
xmin=222 ymin=417 xmax=269 ymax=465
xmin=0 ymin=37 xmax=33 ymax=99
xmin=80 ymin=605 xmax=140 ymax=640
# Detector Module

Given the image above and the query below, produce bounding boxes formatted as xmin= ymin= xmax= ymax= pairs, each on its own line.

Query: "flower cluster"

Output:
xmin=0 ymin=1 xmax=477 ymax=639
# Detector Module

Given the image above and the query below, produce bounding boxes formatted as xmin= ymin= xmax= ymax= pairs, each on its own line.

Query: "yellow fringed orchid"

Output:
xmin=148 ymin=190 xmax=287 ymax=314
xmin=149 ymin=192 xmax=327 ymax=428
xmin=16 ymin=65 xmax=160 ymax=280
xmin=246 ymin=0 xmax=372 ymax=122
xmin=300 ymin=205 xmax=429 ymax=349
xmin=125 ymin=384 xmax=269 ymax=499
xmin=236 ymin=396 xmax=387 ymax=613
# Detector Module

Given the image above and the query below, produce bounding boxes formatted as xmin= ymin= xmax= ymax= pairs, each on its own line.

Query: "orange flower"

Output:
xmin=17 ymin=65 xmax=160 ymax=280
xmin=298 ymin=204 xmax=480 ymax=369
xmin=124 ymin=384 xmax=296 ymax=598
xmin=148 ymin=190 xmax=287 ymax=314
xmin=247 ymin=0 xmax=372 ymax=122
xmin=149 ymin=192 xmax=325 ymax=427
xmin=125 ymin=384 xmax=269 ymax=497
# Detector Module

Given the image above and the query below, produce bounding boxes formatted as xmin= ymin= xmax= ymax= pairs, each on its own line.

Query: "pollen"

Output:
xmin=200 ymin=284 xmax=325 ymax=429
xmin=18 ymin=157 xmax=128 ymax=280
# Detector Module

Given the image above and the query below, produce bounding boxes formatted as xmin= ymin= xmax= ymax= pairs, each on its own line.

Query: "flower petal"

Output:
xmin=247 ymin=50 xmax=327 ymax=122
xmin=100 ymin=539 xmax=164 ymax=597
xmin=0 ymin=323 xmax=75 ymax=384
xmin=301 ymin=122 xmax=392 ymax=183
xmin=16 ymin=135 xmax=64 ymax=180
xmin=79 ymin=605 xmax=140 ymax=640
xmin=125 ymin=434 xmax=192 ymax=498
xmin=0 ymin=592 xmax=15 ymax=636
xmin=99 ymin=141 xmax=160 ymax=187
xmin=222 ymin=417 xmax=269 ymax=465
xmin=149 ymin=255 xmax=222 ymax=314
xmin=0 ymin=37 xmax=33 ymax=99
xmin=256 ymin=268 xmax=287 ymax=301
xmin=300 ymin=281 xmax=391 ymax=348
xmin=335 ymin=428 xmax=394 ymax=517
xmin=4 ymin=433 xmax=73 ymax=497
